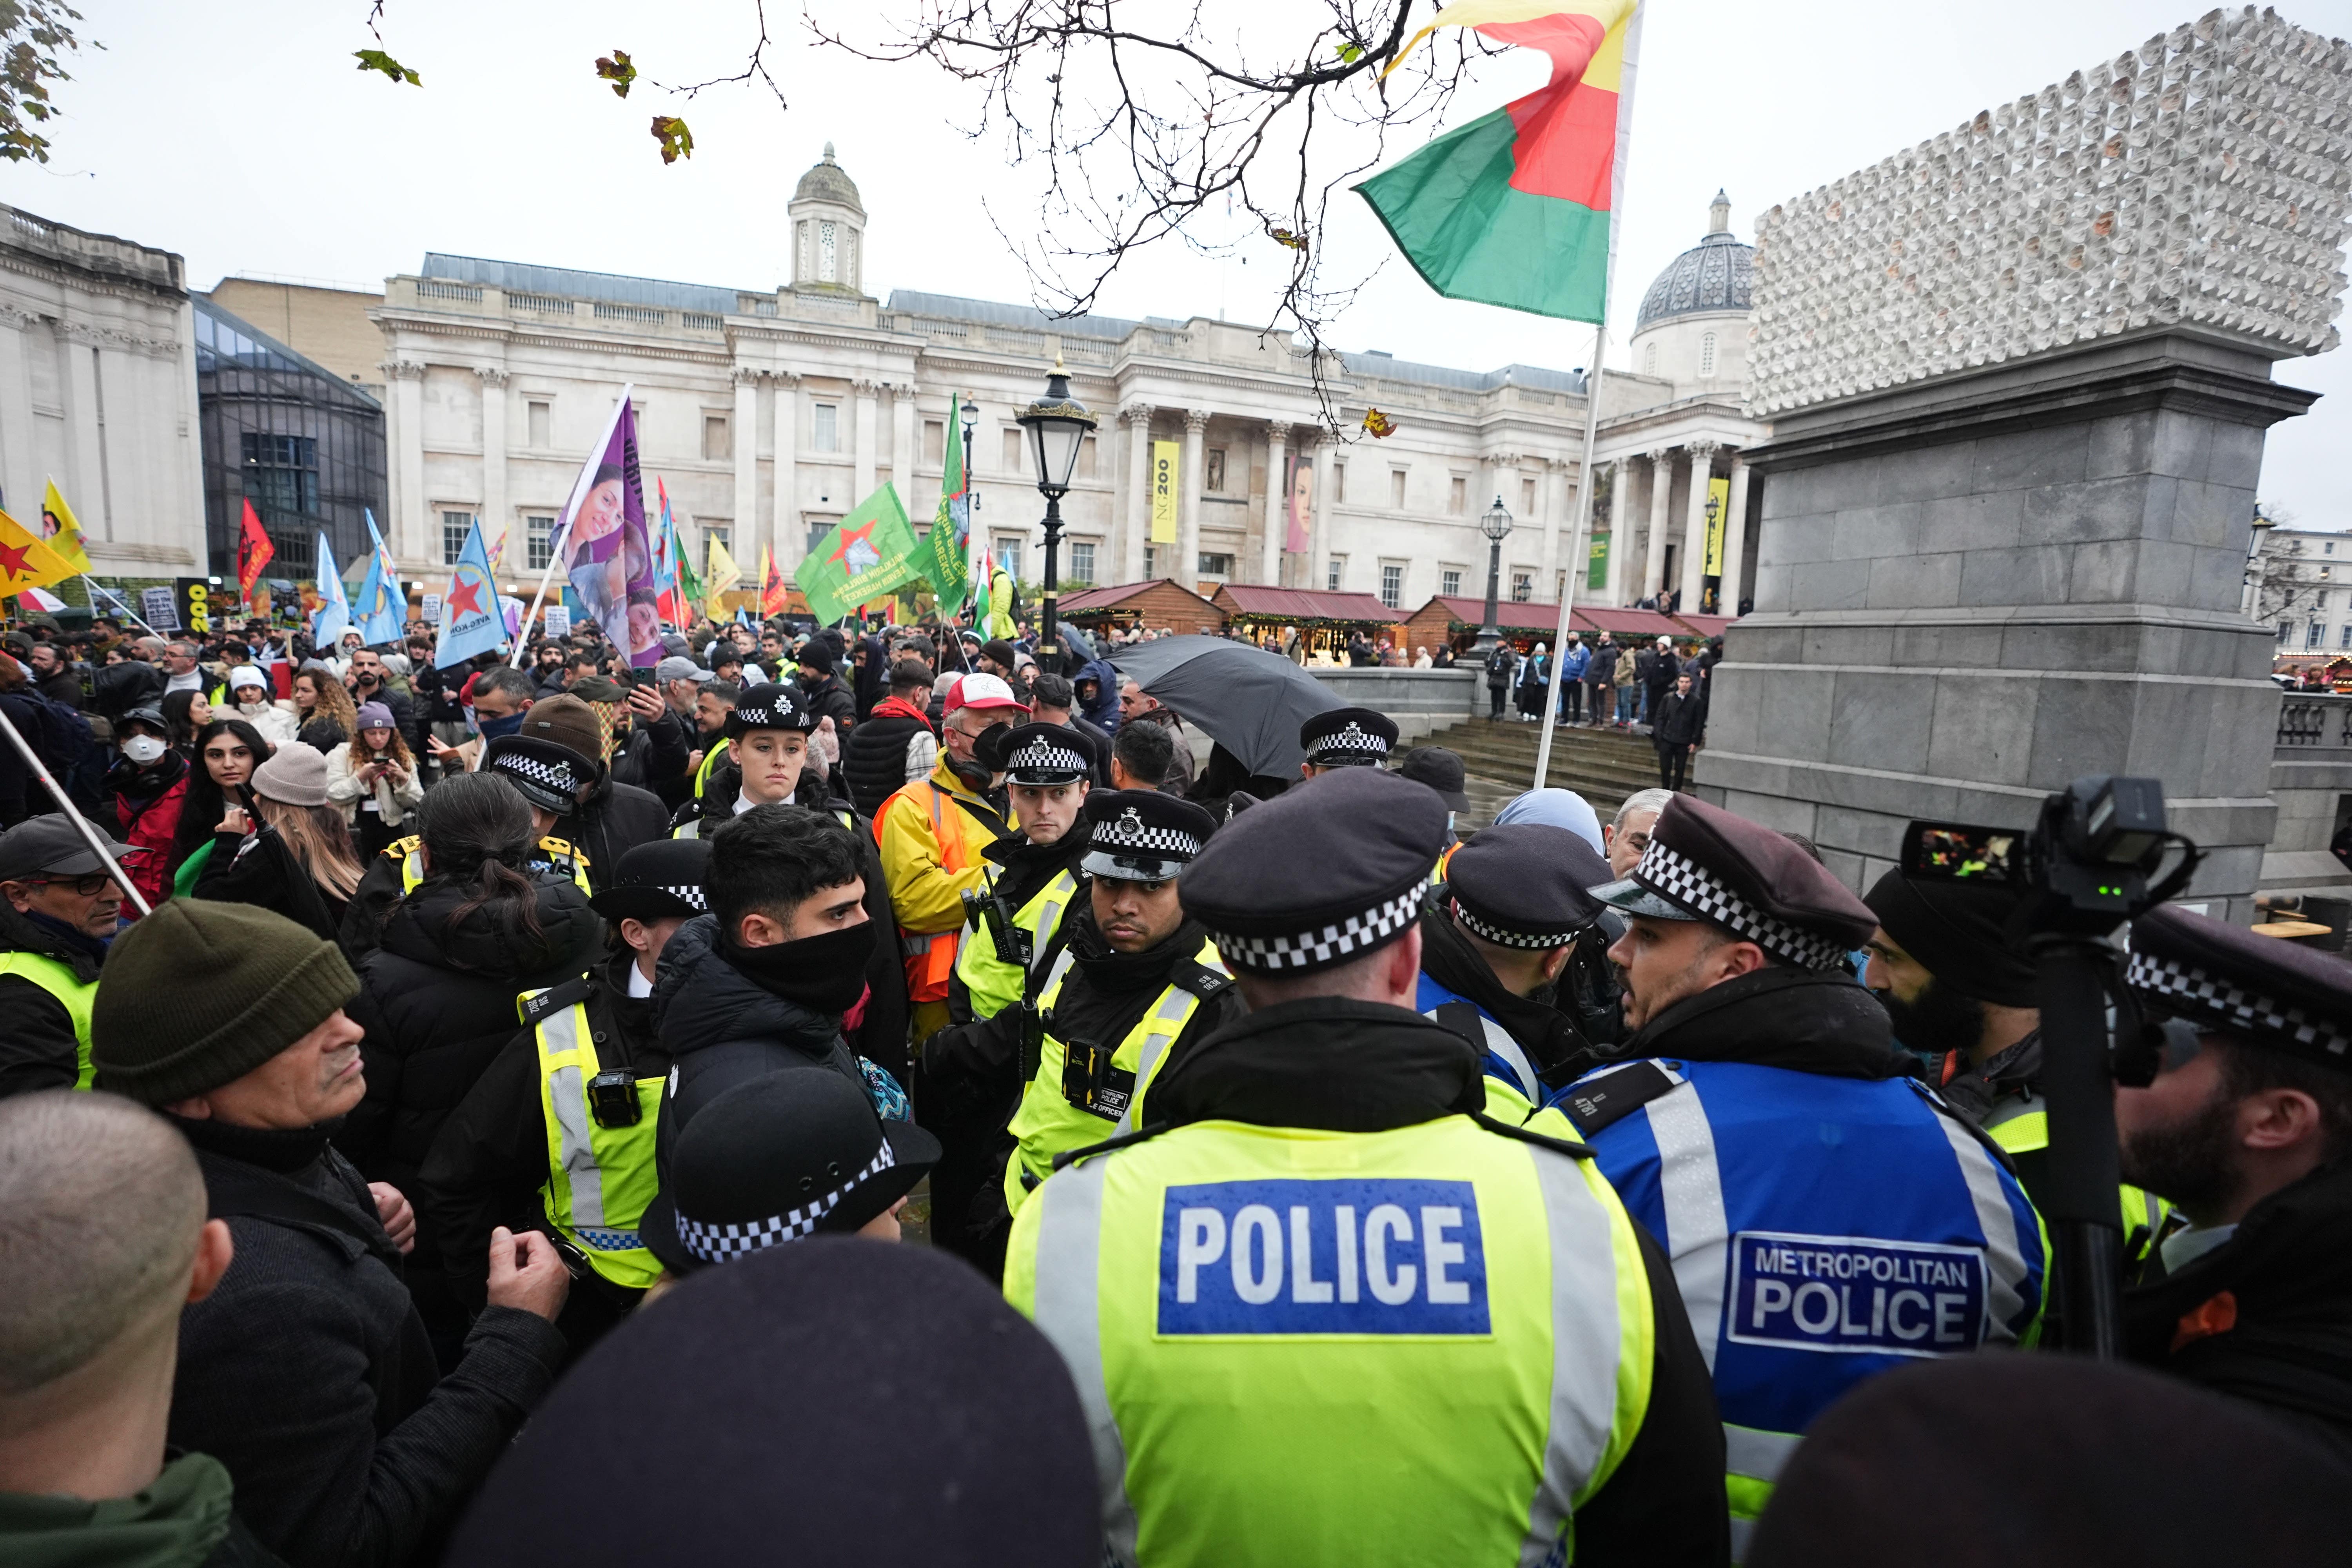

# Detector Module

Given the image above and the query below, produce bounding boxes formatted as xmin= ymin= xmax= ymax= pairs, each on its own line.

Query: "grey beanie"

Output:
xmin=251 ymin=744 xmax=330 ymax=808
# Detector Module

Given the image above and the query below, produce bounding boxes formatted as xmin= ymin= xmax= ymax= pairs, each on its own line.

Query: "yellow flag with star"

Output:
xmin=39 ymin=478 xmax=91 ymax=574
xmin=0 ymin=507 xmax=78 ymax=598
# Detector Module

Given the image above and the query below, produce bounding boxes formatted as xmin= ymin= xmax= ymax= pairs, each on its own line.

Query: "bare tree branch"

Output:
xmin=645 ymin=0 xmax=789 ymax=109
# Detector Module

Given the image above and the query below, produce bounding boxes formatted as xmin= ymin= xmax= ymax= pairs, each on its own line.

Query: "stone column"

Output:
xmin=1261 ymin=419 xmax=1290 ymax=586
xmin=1179 ymin=408 xmax=1209 ymax=592
xmin=773 ymin=373 xmax=800 ymax=569
xmin=1123 ymin=404 xmax=1154 ymax=582
xmin=56 ymin=326 xmax=105 ymax=543
xmin=476 ymin=367 xmax=508 ymax=567
xmin=1306 ymin=430 xmax=1334 ymax=590
xmin=0 ymin=307 xmax=40 ymax=550
xmin=1679 ymin=438 xmax=1719 ymax=612
xmin=1640 ymin=448 xmax=1673 ymax=600
xmin=853 ymin=380 xmax=880 ymax=502
xmin=732 ymin=368 xmax=759 ymax=568
xmin=1539 ymin=456 xmax=1570 ymax=599
xmin=891 ymin=385 xmax=916 ymax=507
xmin=1719 ymin=455 xmax=1751 ymax=616
xmin=385 ymin=361 xmax=426 ymax=565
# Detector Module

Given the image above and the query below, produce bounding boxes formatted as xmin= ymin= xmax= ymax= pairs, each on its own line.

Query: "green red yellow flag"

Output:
xmin=797 ymin=483 xmax=925 ymax=625
xmin=1356 ymin=0 xmax=1641 ymax=322
xmin=0 ymin=507 xmax=79 ymax=599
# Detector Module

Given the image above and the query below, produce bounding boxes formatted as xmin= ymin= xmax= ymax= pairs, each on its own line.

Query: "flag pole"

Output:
xmin=79 ymin=577 xmax=162 ymax=638
xmin=510 ymin=521 xmax=571 ymax=668
xmin=514 ymin=382 xmax=632 ymax=666
xmin=0 ymin=704 xmax=152 ymax=916
xmin=1534 ymin=321 xmax=1608 ymax=791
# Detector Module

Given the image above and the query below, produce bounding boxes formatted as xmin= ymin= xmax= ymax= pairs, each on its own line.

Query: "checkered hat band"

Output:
xmin=673 ymin=1140 xmax=897 ymax=1263
xmin=1009 ymin=739 xmax=1090 ymax=776
xmin=492 ymin=753 xmax=579 ymax=794
xmin=1213 ymin=884 xmax=1423 ymax=973
xmin=2127 ymin=949 xmax=2352 ymax=1059
xmin=664 ymin=884 xmax=708 ymax=911
xmin=1309 ymin=722 xmax=1390 ymax=757
xmin=1632 ymin=840 xmax=1851 ymax=972
xmin=1094 ymin=820 xmax=1201 ymax=858
xmin=1454 ymin=899 xmax=1578 ymax=950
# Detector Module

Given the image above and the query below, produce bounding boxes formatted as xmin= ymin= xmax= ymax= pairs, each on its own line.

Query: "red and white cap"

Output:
xmin=946 ymin=672 xmax=1030 ymax=715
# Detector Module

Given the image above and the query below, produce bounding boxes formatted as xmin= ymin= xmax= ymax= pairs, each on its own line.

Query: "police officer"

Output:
xmin=1296 ymin=705 xmax=1397 ymax=779
xmin=2118 ymin=905 xmax=2352 ymax=1453
xmin=1863 ymin=870 xmax=2167 ymax=1250
xmin=994 ymin=790 xmax=1240 ymax=1220
xmin=668 ymin=683 xmax=816 ymax=837
xmin=417 ymin=837 xmax=713 ymax=1351
xmin=0 ymin=815 xmax=131 ymax=1097
xmin=1416 ymin=822 xmax=1610 ymax=1116
xmin=1006 ymin=766 xmax=1726 ymax=1567
xmin=1563 ymin=795 xmax=2047 ymax=1557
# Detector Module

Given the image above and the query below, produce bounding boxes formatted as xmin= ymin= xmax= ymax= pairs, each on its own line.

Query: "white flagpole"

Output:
xmin=511 ymin=383 xmax=634 ymax=666
xmin=80 ymin=577 xmax=161 ymax=638
xmin=1534 ymin=322 xmax=1607 ymax=791
xmin=0 ymin=706 xmax=151 ymax=915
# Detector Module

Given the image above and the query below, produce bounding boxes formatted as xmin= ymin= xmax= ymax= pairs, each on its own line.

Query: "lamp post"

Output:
xmin=1703 ymin=491 xmax=1721 ymax=615
xmin=2243 ymin=502 xmax=2277 ymax=620
xmin=1472 ymin=494 xmax=1515 ymax=660
xmin=1015 ymin=356 xmax=1096 ymax=671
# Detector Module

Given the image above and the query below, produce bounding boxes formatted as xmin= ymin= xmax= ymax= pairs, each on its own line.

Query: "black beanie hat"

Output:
xmin=91 ymin=900 xmax=359 ymax=1105
xmin=442 ymin=1243 xmax=1098 ymax=1568
xmin=1862 ymin=869 xmax=2038 ymax=1008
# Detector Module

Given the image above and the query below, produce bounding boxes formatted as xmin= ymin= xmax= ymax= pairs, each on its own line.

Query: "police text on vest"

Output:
xmin=1156 ymin=1180 xmax=1490 ymax=1335
xmin=1725 ymin=1230 xmax=1989 ymax=1357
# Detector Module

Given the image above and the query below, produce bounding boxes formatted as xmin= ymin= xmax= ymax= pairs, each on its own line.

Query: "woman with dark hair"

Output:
xmin=293 ymin=664 xmax=358 ymax=753
xmin=158 ymin=688 xmax=212 ymax=757
xmin=192 ymin=742 xmax=365 ymax=940
xmin=167 ymin=718 xmax=274 ymax=887
xmin=347 ymin=770 xmax=603 ymax=1357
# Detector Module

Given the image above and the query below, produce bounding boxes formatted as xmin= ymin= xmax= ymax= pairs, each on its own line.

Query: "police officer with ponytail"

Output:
xmin=1007 ymin=767 xmax=1726 ymax=1567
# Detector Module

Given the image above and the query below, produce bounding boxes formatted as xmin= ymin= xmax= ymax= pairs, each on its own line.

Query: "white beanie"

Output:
xmin=229 ymin=665 xmax=268 ymax=695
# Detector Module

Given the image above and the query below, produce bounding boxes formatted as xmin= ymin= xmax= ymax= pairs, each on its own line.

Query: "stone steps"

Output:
xmin=1417 ymin=717 xmax=1663 ymax=829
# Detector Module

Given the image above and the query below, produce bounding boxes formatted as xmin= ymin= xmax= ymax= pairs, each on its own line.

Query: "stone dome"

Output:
xmin=1633 ymin=190 xmax=1752 ymax=329
xmin=793 ymin=142 xmax=864 ymax=215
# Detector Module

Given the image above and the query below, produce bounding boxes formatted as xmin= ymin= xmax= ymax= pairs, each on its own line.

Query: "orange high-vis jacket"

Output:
xmin=874 ymin=756 xmax=1008 ymax=1004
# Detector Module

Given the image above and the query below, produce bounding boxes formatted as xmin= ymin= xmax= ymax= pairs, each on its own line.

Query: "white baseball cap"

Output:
xmin=946 ymin=672 xmax=1030 ymax=715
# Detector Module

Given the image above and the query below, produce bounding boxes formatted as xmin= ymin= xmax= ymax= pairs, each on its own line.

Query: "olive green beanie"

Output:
xmin=91 ymin=899 xmax=361 ymax=1107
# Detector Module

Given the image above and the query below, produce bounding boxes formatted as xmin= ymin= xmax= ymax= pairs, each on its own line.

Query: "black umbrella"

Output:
xmin=1109 ymin=635 xmax=1347 ymax=777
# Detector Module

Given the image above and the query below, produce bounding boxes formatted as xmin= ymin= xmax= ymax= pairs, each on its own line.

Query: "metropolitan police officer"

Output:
xmin=1296 ymin=705 xmax=1398 ymax=779
xmin=1006 ymin=767 xmax=1727 ymax=1567
xmin=668 ymin=683 xmax=817 ymax=837
xmin=1563 ymin=795 xmax=2047 ymax=1556
xmin=2118 ymin=905 xmax=2352 ymax=1454
xmin=418 ymin=837 xmax=713 ymax=1350
xmin=1416 ymin=822 xmax=1612 ymax=1117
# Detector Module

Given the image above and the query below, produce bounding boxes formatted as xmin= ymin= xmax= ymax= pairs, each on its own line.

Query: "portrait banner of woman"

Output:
xmin=547 ymin=386 xmax=659 ymax=665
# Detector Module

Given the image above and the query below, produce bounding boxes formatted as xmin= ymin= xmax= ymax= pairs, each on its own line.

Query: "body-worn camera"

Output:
xmin=587 ymin=1068 xmax=643 ymax=1129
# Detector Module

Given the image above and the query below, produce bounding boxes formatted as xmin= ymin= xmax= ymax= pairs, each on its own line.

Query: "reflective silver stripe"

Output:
xmin=1729 ymin=1514 xmax=1757 ymax=1564
xmin=1025 ymin=1152 xmax=1138 ymax=1563
xmin=1517 ymin=1148 xmax=1626 ymax=1567
xmin=540 ymin=1005 xmax=606 ymax=1227
xmin=1112 ymin=985 xmax=1200 ymax=1136
xmin=1642 ymin=1071 xmax=1731 ymax=1373
xmin=1928 ymin=1109 xmax=2032 ymax=1339
xmin=672 ymin=818 xmax=701 ymax=840
xmin=1980 ymin=1097 xmax=2036 ymax=1133
xmin=401 ymin=850 xmax=423 ymax=892
xmin=1481 ymin=1016 xmax=1542 ymax=1105
xmin=1038 ymin=946 xmax=1079 ymax=1009
xmin=1033 ymin=873 xmax=1076 ymax=967
xmin=1724 ymin=1423 xmax=1800 ymax=1485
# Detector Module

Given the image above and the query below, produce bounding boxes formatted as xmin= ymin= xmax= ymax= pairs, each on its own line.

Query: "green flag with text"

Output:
xmin=924 ymin=394 xmax=973 ymax=616
xmin=797 ymin=482 xmax=925 ymax=624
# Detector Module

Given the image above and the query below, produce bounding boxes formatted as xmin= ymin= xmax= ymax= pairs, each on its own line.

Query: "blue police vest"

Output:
xmin=1555 ymin=1056 xmax=2047 ymax=1560
xmin=1414 ymin=973 xmax=1544 ymax=1117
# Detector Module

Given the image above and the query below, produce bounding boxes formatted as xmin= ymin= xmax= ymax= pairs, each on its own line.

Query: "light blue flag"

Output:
xmin=433 ymin=519 xmax=507 ymax=669
xmin=310 ymin=531 xmax=351 ymax=648
xmin=354 ymin=510 xmax=405 ymax=645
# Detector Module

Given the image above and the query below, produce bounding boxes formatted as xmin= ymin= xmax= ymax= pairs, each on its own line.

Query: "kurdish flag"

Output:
xmin=704 ymin=535 xmax=742 ymax=622
xmin=924 ymin=393 xmax=973 ymax=617
xmin=798 ymin=483 xmax=924 ymax=626
xmin=39 ymin=479 xmax=91 ymax=573
xmin=1356 ymin=0 xmax=1641 ymax=322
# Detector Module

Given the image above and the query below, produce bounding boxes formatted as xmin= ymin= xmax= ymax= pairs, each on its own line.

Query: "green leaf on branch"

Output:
xmin=650 ymin=114 xmax=693 ymax=165
xmin=1337 ymin=42 xmax=1362 ymax=64
xmin=354 ymin=49 xmax=421 ymax=87
xmin=595 ymin=49 xmax=635 ymax=98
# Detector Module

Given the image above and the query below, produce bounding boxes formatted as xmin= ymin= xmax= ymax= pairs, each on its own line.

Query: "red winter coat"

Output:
xmin=113 ymin=764 xmax=189 ymax=917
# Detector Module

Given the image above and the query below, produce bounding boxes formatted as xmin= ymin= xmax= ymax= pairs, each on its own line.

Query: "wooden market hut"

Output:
xmin=1211 ymin=584 xmax=1406 ymax=661
xmin=1401 ymin=596 xmax=1702 ymax=659
xmin=1055 ymin=579 xmax=1226 ymax=637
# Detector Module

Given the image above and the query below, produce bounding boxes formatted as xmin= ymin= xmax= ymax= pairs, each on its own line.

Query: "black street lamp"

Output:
xmin=1702 ymin=490 xmax=1721 ymax=615
xmin=957 ymin=395 xmax=978 ymax=655
xmin=1472 ymin=494 xmax=1515 ymax=660
xmin=1015 ymin=356 xmax=1096 ymax=670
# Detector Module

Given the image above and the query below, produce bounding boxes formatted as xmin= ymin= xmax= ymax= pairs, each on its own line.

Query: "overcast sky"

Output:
xmin=9 ymin=0 xmax=2349 ymax=521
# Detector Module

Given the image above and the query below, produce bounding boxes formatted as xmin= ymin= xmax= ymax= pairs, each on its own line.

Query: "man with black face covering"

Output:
xmin=653 ymin=804 xmax=895 ymax=1175
xmin=1863 ymin=869 xmax=2169 ymax=1250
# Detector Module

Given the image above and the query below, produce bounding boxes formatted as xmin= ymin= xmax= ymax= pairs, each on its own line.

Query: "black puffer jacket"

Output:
xmin=651 ymin=911 xmax=868 ymax=1176
xmin=550 ymin=769 xmax=670 ymax=895
xmin=841 ymin=701 xmax=932 ymax=818
xmin=346 ymin=873 xmax=604 ymax=1195
xmin=795 ymin=670 xmax=857 ymax=733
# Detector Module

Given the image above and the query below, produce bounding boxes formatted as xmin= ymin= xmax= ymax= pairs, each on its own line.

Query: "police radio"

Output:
xmin=962 ymin=886 xmax=1033 ymax=968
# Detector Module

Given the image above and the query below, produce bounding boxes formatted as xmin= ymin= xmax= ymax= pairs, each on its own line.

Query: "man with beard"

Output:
xmin=2117 ymin=905 xmax=2352 ymax=1457
xmin=1561 ymin=795 xmax=2045 ymax=1557
xmin=994 ymin=790 xmax=1240 ymax=1221
xmin=918 ymin=722 xmax=1096 ymax=1272
xmin=1864 ymin=871 xmax=2169 ymax=1254
xmin=1414 ymin=822 xmax=1611 ymax=1118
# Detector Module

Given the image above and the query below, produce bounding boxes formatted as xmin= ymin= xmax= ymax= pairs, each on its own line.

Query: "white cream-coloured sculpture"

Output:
xmin=1747 ymin=7 xmax=2352 ymax=417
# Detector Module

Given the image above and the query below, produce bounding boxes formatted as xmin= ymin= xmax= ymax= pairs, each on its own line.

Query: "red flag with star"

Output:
xmin=759 ymin=544 xmax=787 ymax=617
xmin=0 ymin=507 xmax=76 ymax=599
xmin=236 ymin=499 xmax=275 ymax=595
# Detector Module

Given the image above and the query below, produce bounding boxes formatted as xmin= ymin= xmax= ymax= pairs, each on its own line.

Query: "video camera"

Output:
xmin=1900 ymin=775 xmax=2194 ymax=942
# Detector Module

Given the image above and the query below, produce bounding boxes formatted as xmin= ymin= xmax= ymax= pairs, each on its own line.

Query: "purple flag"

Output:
xmin=557 ymin=396 xmax=661 ymax=666
xmin=1285 ymin=454 xmax=1314 ymax=555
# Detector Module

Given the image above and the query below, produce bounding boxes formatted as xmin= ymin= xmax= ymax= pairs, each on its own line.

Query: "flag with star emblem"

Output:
xmin=705 ymin=534 xmax=742 ymax=621
xmin=236 ymin=499 xmax=275 ymax=595
xmin=353 ymin=510 xmax=406 ymax=645
xmin=432 ymin=517 xmax=506 ymax=668
xmin=39 ymin=479 xmax=91 ymax=573
xmin=310 ymin=530 xmax=352 ymax=649
xmin=797 ymin=482 xmax=922 ymax=625
xmin=0 ymin=506 xmax=76 ymax=600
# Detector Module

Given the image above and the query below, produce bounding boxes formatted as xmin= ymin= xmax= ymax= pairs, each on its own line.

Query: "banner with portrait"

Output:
xmin=554 ymin=391 xmax=659 ymax=666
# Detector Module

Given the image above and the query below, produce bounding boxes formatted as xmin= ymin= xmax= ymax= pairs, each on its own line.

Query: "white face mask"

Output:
xmin=120 ymin=735 xmax=167 ymax=765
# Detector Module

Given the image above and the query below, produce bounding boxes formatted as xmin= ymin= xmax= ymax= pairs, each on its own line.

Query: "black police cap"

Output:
xmin=2127 ymin=904 xmax=2352 ymax=1069
xmin=1080 ymin=788 xmax=1215 ymax=883
xmin=1395 ymin=745 xmax=1470 ymax=811
xmin=1448 ymin=824 xmax=1608 ymax=949
xmin=588 ymin=837 xmax=713 ymax=926
xmin=482 ymin=735 xmax=591 ymax=817
xmin=1181 ymin=766 xmax=1446 ymax=975
xmin=1299 ymin=706 xmax=1399 ymax=767
xmin=1592 ymin=793 xmax=1876 ymax=971
xmin=725 ymin=682 xmax=816 ymax=739
xmin=996 ymin=722 xmax=1092 ymax=786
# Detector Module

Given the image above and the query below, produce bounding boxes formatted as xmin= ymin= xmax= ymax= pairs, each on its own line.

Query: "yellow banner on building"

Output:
xmin=1703 ymin=476 xmax=1731 ymax=576
xmin=1150 ymin=439 xmax=1180 ymax=546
